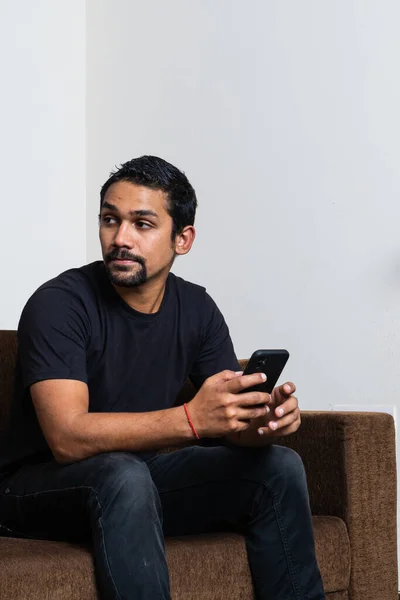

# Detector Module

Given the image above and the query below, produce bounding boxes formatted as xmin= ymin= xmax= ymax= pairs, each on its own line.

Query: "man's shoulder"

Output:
xmin=34 ymin=261 xmax=104 ymax=298
xmin=169 ymin=272 xmax=208 ymax=304
xmin=21 ymin=262 xmax=106 ymax=322
xmin=168 ymin=273 xmax=222 ymax=327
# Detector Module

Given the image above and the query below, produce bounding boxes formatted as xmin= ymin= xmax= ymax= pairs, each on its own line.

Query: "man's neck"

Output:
xmin=113 ymin=274 xmax=169 ymax=314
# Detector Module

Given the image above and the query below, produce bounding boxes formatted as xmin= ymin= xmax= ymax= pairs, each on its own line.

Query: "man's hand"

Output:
xmin=187 ymin=370 xmax=272 ymax=438
xmin=256 ymin=382 xmax=301 ymax=438
xmin=224 ymin=380 xmax=301 ymax=447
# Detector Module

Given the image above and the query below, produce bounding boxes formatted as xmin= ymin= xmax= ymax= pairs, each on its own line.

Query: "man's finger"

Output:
xmin=258 ymin=420 xmax=301 ymax=438
xmin=258 ymin=409 xmax=301 ymax=436
xmin=237 ymin=404 xmax=270 ymax=421
xmin=225 ymin=372 xmax=267 ymax=394
xmin=209 ymin=369 xmax=243 ymax=385
xmin=268 ymin=408 xmax=301 ymax=432
xmin=273 ymin=381 xmax=296 ymax=404
xmin=236 ymin=390 xmax=271 ymax=407
xmin=274 ymin=396 xmax=298 ymax=418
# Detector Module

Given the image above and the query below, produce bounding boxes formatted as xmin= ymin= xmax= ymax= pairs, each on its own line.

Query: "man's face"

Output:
xmin=99 ymin=181 xmax=176 ymax=288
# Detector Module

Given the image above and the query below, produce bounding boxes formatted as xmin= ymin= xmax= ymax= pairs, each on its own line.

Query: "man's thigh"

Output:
xmin=146 ymin=444 xmax=278 ymax=537
xmin=0 ymin=452 xmax=148 ymax=541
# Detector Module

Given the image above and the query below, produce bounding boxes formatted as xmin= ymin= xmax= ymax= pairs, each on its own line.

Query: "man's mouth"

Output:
xmin=106 ymin=252 xmax=145 ymax=267
xmin=111 ymin=258 xmax=137 ymax=263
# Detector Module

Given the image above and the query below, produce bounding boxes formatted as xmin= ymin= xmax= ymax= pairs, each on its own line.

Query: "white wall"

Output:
xmin=86 ymin=0 xmax=400 ymax=407
xmin=86 ymin=0 xmax=400 ymax=573
xmin=0 ymin=0 xmax=86 ymax=329
xmin=0 ymin=0 xmax=398 ymax=581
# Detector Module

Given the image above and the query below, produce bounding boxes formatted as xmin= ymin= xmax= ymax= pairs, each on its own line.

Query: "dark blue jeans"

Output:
xmin=0 ymin=444 xmax=325 ymax=600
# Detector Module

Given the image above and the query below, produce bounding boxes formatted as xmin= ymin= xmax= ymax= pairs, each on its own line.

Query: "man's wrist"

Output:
xmin=183 ymin=403 xmax=200 ymax=439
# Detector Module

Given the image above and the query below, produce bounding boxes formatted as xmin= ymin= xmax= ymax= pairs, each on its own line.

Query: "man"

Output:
xmin=0 ymin=156 xmax=325 ymax=599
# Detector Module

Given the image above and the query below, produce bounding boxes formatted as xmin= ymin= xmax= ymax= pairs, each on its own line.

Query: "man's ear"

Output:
xmin=175 ymin=226 xmax=196 ymax=256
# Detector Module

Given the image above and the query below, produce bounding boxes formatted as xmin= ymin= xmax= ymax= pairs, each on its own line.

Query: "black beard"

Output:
xmin=104 ymin=249 xmax=148 ymax=288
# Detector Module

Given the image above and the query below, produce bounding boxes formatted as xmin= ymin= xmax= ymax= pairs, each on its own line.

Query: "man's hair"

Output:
xmin=100 ymin=155 xmax=197 ymax=238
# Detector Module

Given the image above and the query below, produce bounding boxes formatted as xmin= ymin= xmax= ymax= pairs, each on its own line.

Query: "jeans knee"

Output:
xmin=250 ymin=445 xmax=308 ymax=492
xmin=88 ymin=453 xmax=160 ymax=518
xmin=272 ymin=445 xmax=306 ymax=480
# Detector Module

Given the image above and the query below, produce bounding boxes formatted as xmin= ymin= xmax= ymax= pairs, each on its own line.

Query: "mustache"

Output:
xmin=105 ymin=249 xmax=146 ymax=266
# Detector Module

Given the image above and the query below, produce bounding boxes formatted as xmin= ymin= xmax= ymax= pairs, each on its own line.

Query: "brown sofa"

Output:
xmin=0 ymin=329 xmax=397 ymax=599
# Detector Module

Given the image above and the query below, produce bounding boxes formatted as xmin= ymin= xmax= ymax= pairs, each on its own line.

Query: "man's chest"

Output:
xmin=85 ymin=312 xmax=200 ymax=413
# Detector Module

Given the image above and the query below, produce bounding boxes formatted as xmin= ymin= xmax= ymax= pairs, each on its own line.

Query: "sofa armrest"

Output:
xmin=280 ymin=411 xmax=397 ymax=599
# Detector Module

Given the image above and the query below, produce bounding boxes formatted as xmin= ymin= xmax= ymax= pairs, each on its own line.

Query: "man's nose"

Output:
xmin=114 ymin=222 xmax=134 ymax=247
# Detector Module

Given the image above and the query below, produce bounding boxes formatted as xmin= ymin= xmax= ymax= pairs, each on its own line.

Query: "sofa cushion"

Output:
xmin=0 ymin=515 xmax=350 ymax=599
xmin=313 ymin=516 xmax=350 ymax=593
xmin=0 ymin=537 xmax=97 ymax=600
xmin=167 ymin=517 xmax=350 ymax=599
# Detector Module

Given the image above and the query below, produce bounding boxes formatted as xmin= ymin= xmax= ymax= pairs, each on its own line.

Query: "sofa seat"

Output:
xmin=0 ymin=515 xmax=350 ymax=600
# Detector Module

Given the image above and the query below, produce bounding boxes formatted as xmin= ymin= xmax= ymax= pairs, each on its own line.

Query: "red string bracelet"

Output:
xmin=183 ymin=403 xmax=200 ymax=439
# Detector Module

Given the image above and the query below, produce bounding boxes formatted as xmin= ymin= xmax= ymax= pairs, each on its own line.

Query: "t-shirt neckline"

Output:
xmin=99 ymin=262 xmax=172 ymax=321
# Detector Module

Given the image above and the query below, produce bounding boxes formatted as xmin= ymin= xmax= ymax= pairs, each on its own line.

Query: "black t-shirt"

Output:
xmin=0 ymin=262 xmax=240 ymax=473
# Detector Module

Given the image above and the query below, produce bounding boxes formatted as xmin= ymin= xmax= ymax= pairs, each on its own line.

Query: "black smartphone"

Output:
xmin=240 ymin=349 xmax=290 ymax=394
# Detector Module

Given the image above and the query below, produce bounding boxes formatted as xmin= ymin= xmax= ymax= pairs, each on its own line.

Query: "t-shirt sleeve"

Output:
xmin=18 ymin=287 xmax=90 ymax=389
xmin=189 ymin=292 xmax=241 ymax=390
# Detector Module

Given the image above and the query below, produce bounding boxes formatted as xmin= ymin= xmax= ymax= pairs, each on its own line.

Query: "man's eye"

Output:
xmin=102 ymin=216 xmax=117 ymax=225
xmin=136 ymin=221 xmax=152 ymax=229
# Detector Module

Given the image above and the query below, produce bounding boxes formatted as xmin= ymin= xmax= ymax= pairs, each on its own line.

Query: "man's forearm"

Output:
xmin=56 ymin=406 xmax=195 ymax=463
